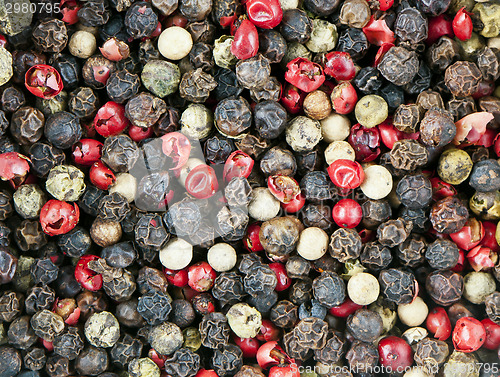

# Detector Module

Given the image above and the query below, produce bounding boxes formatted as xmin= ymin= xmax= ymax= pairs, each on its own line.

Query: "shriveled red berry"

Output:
xmin=324 ymin=52 xmax=355 ymax=81
xmin=74 ymin=255 xmax=103 ymax=291
xmin=427 ymin=14 xmax=454 ymax=45
xmin=25 ymin=64 xmax=64 ymax=99
xmin=161 ymin=132 xmax=191 ymax=170
xmin=0 ymin=152 xmax=30 ymax=188
xmin=452 ymin=317 xmax=486 ymax=353
xmin=449 ymin=218 xmax=484 ymax=251
xmin=378 ymin=120 xmax=419 ymax=149
xmin=466 ymin=245 xmax=497 ymax=272
xmin=285 ymin=58 xmax=325 ymax=93
xmin=280 ymin=84 xmax=305 ymax=114
xmin=256 ymin=319 xmax=281 ymax=342
xmin=481 ymin=221 xmax=500 ymax=253
xmin=330 ymin=81 xmax=357 ymax=115
xmin=453 ymin=7 xmax=473 ymax=41
xmin=185 ymin=164 xmax=219 ymax=199
xmin=93 ymin=101 xmax=129 ymax=137
xmin=426 ymin=307 xmax=452 ymax=340
xmin=60 ymin=0 xmax=81 ymax=25
xmin=234 ymin=336 xmax=260 ymax=358
xmin=40 ymin=200 xmax=79 ymax=236
xmin=72 ymin=139 xmax=103 ymax=166
xmin=164 ymin=268 xmax=189 ymax=287
xmin=188 ymin=262 xmax=216 ymax=292
xmin=128 ymin=124 xmax=154 ymax=142
xmin=223 ymin=151 xmax=254 ymax=182
xmin=99 ymin=37 xmax=130 ymax=62
xmin=362 ymin=17 xmax=395 ymax=46
xmin=430 ymin=177 xmax=457 ymax=201
xmin=89 ymin=161 xmax=116 ymax=190
xmin=267 ymin=175 xmax=300 ymax=204
xmin=281 ymin=193 xmax=305 ymax=213
xmin=348 ymin=124 xmax=381 ymax=162
xmin=231 ymin=19 xmax=259 ymax=60
xmin=269 ymin=263 xmax=291 ymax=292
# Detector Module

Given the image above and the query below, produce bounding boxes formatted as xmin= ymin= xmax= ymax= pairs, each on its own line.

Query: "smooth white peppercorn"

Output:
xmin=226 ymin=303 xmax=262 ymax=339
xmin=324 ymin=140 xmax=356 ymax=165
xmin=320 ymin=113 xmax=351 ymax=143
xmin=397 ymin=297 xmax=429 ymax=327
xmin=68 ymin=31 xmax=96 ymax=59
xmin=109 ymin=173 xmax=137 ymax=203
xmin=360 ymin=165 xmax=393 ymax=200
xmin=158 ymin=26 xmax=193 ymax=60
xmin=248 ymin=187 xmax=281 ymax=221
xmin=296 ymin=227 xmax=329 ymax=260
xmin=347 ymin=272 xmax=380 ymax=305
xmin=286 ymin=116 xmax=322 ymax=152
xmin=180 ymin=104 xmax=213 ymax=140
xmin=207 ymin=243 xmax=237 ymax=272
xmin=463 ymin=271 xmax=496 ymax=304
xmin=160 ymin=238 xmax=193 ymax=270
xmin=279 ymin=0 xmax=299 ymax=9
xmin=355 ymin=95 xmax=389 ymax=128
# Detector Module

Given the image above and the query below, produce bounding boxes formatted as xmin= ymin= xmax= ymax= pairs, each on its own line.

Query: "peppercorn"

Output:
xmin=414 ymin=337 xmax=449 ymax=374
xmin=305 ymin=19 xmax=338 ymax=53
xmin=426 ymin=270 xmax=463 ymax=306
xmin=23 ymin=347 xmax=46 ymax=371
xmin=0 ymin=346 xmax=21 ymax=377
xmin=44 ymin=111 xmax=82 ymax=150
xmin=345 ymin=340 xmax=378 ymax=374
xmin=129 ymin=357 xmax=160 ymax=377
xmin=430 ymin=196 xmax=469 ymax=234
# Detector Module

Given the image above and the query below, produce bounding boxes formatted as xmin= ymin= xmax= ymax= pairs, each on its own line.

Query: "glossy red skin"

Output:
xmin=281 ymin=193 xmax=305 ymax=213
xmin=467 ymin=245 xmax=497 ymax=272
xmin=0 ymin=35 xmax=6 ymax=48
xmin=196 ymin=369 xmax=219 ymax=377
xmin=332 ymin=199 xmax=362 ymax=228
xmin=329 ymin=298 xmax=363 ymax=317
xmin=188 ymin=262 xmax=216 ymax=292
xmin=481 ymin=221 xmax=500 ymax=252
xmin=128 ymin=124 xmax=154 ymax=141
xmin=74 ymin=255 xmax=103 ymax=291
xmin=257 ymin=341 xmax=285 ymax=369
xmin=257 ymin=319 xmax=281 ymax=342
xmin=42 ymin=339 xmax=54 ymax=351
xmin=426 ymin=14 xmax=454 ymax=45
xmin=285 ymin=58 xmax=325 ymax=93
xmin=327 ymin=159 xmax=365 ymax=189
xmin=430 ymin=177 xmax=457 ymax=201
xmin=60 ymin=0 xmax=81 ymax=25
xmin=476 ymin=128 xmax=496 ymax=148
xmin=426 ymin=307 xmax=452 ymax=340
xmin=243 ymin=223 xmax=264 ymax=252
xmin=160 ymin=132 xmax=191 ymax=170
xmin=148 ymin=348 xmax=167 ymax=369
xmin=331 ymin=81 xmax=357 ymax=115
xmin=449 ymin=219 xmax=484 ymax=251
xmin=269 ymin=364 xmax=300 ymax=377
xmin=164 ymin=268 xmax=188 ymax=287
xmin=377 ymin=0 xmax=394 ymax=11
xmin=40 ymin=200 xmax=79 ymax=236
xmin=362 ymin=17 xmax=395 ymax=46
xmin=185 ymin=164 xmax=219 ymax=199
xmin=246 ymin=0 xmax=283 ymax=29
xmin=348 ymin=124 xmax=381 ymax=162
xmin=0 ymin=152 xmax=30 ymax=186
xmin=280 ymin=84 xmax=305 ymax=114
xmin=234 ymin=336 xmax=260 ymax=358
xmin=451 ymin=249 xmax=466 ymax=273
xmin=267 ymin=175 xmax=300 ymax=203
xmin=481 ymin=319 xmax=500 ymax=350
xmin=378 ymin=336 xmax=414 ymax=371
xmin=378 ymin=120 xmax=419 ymax=149
xmin=72 ymin=139 xmax=103 ymax=166
xmin=453 ymin=317 xmax=486 ymax=352
xmin=231 ymin=20 xmax=259 ymax=59
xmin=324 ymin=52 xmax=355 ymax=81
xmin=223 ymin=150 xmax=254 ymax=182
xmin=25 ymin=64 xmax=64 ymax=99
xmin=269 ymin=263 xmax=291 ymax=292
xmin=89 ymin=161 xmax=116 ymax=190
xmin=93 ymin=101 xmax=129 ymax=137
xmin=453 ymin=7 xmax=473 ymax=41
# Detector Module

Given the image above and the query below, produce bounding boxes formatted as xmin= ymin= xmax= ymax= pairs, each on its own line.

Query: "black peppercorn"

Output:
xmin=7 ymin=315 xmax=37 ymax=350
xmin=414 ymin=337 xmax=449 ymax=374
xmin=396 ymin=174 xmax=433 ymax=210
xmin=78 ymin=0 xmax=110 ymax=26
xmin=68 ymin=87 xmax=99 ymax=119
xmin=1 ymin=86 xmax=25 ymax=113
xmin=426 ymin=269 xmax=463 ymax=306
xmin=199 ymin=312 xmax=230 ymax=349
xmin=32 ymin=19 xmax=68 ymax=53
xmin=53 ymin=327 xmax=84 ymax=361
xmin=24 ymin=347 xmax=46 ymax=371
xmin=214 ymin=96 xmax=253 ymax=138
xmin=30 ymin=258 xmax=58 ymax=286
xmin=354 ymin=66 xmax=383 ymax=94
xmin=379 ymin=268 xmax=417 ymax=304
xmin=430 ymin=196 xmax=469 ymax=234
xmin=0 ymin=346 xmax=22 ymax=377
xmin=312 ymin=271 xmax=346 ymax=307
xmin=0 ymin=247 xmax=17 ymax=284
xmin=25 ymin=285 xmax=55 ymax=315
xmin=137 ymin=290 xmax=172 ymax=325
xmin=0 ymin=291 xmax=24 ymax=322
xmin=75 ymin=346 xmax=109 ymax=376
xmin=124 ymin=2 xmax=158 ymax=39
xmin=280 ymin=9 xmax=313 ymax=44
xmin=235 ymin=54 xmax=271 ymax=90
xmin=425 ymin=239 xmax=460 ymax=270
xmin=346 ymin=309 xmax=384 ymax=343
xmin=260 ymin=146 xmax=297 ymax=176
xmin=44 ymin=111 xmax=82 ymax=150
xmin=110 ymin=334 xmax=143 ymax=367
xmin=329 ymin=228 xmax=362 ymax=262
xmin=337 ymin=28 xmax=369 ymax=61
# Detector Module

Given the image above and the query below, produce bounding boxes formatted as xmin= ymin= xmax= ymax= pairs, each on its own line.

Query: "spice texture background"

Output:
xmin=0 ymin=0 xmax=499 ymax=376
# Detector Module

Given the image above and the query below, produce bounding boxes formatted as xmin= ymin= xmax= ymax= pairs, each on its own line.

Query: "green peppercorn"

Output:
xmin=437 ymin=149 xmax=473 ymax=185
xmin=213 ymin=35 xmax=238 ymax=69
xmin=473 ymin=2 xmax=500 ymax=38
xmin=355 ymin=95 xmax=388 ymax=128
xmin=45 ymin=165 xmax=86 ymax=202
xmin=0 ymin=46 xmax=12 ymax=86
xmin=13 ymin=184 xmax=46 ymax=219
xmin=141 ymin=60 xmax=181 ymax=98
xmin=305 ymin=19 xmax=337 ymax=53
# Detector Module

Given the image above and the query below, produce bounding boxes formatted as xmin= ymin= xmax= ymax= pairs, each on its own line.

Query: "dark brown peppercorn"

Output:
xmin=212 ymin=344 xmax=243 ymax=377
xmin=82 ymin=55 xmax=116 ymax=90
xmin=15 ymin=220 xmax=47 ymax=252
xmin=0 ymin=247 xmax=17 ymax=284
xmin=396 ymin=234 xmax=427 ymax=267
xmin=1 ymin=86 xmax=25 ymax=113
xmin=25 ymin=285 xmax=55 ymax=314
xmin=430 ymin=196 xmax=469 ymax=234
xmin=179 ymin=69 xmax=217 ymax=103
xmin=0 ymin=291 xmax=23 ymax=322
xmin=106 ymin=70 xmax=141 ymax=104
xmin=24 ymin=347 xmax=46 ymax=371
xmin=444 ymin=61 xmax=482 ymax=97
xmin=394 ymin=8 xmax=428 ymax=44
xmin=414 ymin=337 xmax=449 ymax=373
xmin=0 ymin=190 xmax=13 ymax=221
xmin=389 ymin=139 xmax=428 ymax=171
xmin=235 ymin=54 xmax=271 ymax=90
xmin=419 ymin=108 xmax=456 ymax=147
xmin=396 ymin=174 xmax=433 ymax=209
xmin=426 ymin=269 xmax=463 ymax=306
xmin=215 ymin=96 xmax=253 ymax=138
xmin=291 ymin=317 xmax=328 ymax=349
xmin=425 ymin=239 xmax=460 ymax=270
xmin=378 ymin=47 xmax=419 ymax=86
xmin=469 ymin=159 xmax=500 ymax=192
xmin=30 ymin=310 xmax=65 ymax=342
xmin=393 ymin=103 xmax=422 ymax=133
xmin=75 ymin=345 xmax=109 ymax=376
xmin=426 ymin=36 xmax=459 ymax=72
xmin=10 ymin=106 xmax=44 ymax=145
xmin=164 ymin=348 xmax=200 ymax=377
xmin=78 ymin=0 xmax=110 ymax=26
xmin=0 ymin=346 xmax=22 ymax=377
xmin=485 ymin=292 xmax=500 ymax=324
xmin=476 ymin=46 xmax=500 ymax=82
xmin=259 ymin=216 xmax=301 ymax=257
xmin=260 ymin=146 xmax=297 ymax=176
xmin=53 ymin=327 xmax=84 ymax=360
xmin=280 ymin=9 xmax=313 ymax=44
xmin=360 ymin=241 xmax=393 ymax=271
xmin=377 ymin=218 xmax=413 ymax=247
xmin=314 ymin=330 xmax=345 ymax=364
xmin=379 ymin=268 xmax=417 ymax=304
xmin=199 ymin=312 xmax=230 ymax=349
xmin=125 ymin=2 xmax=158 ymax=39
xmin=345 ymin=340 xmax=378 ymax=374
xmin=289 ymin=278 xmax=313 ymax=306
xmin=446 ymin=96 xmax=476 ymax=121
xmin=110 ymin=333 xmax=143 ymax=366
xmin=312 ymin=271 xmax=346 ymax=307
xmin=235 ymin=133 xmax=271 ymax=160
xmin=7 ymin=315 xmax=37 ymax=350
xmin=77 ymin=290 xmax=108 ymax=321
xmin=32 ymin=19 xmax=68 ymax=53
xmin=270 ymin=300 xmax=298 ymax=329
xmin=346 ymin=309 xmax=384 ymax=343
xmin=416 ymin=90 xmax=445 ymax=111
xmin=126 ymin=92 xmax=167 ymax=129
xmin=329 ymin=228 xmax=362 ymax=263
xmin=68 ymin=87 xmax=99 ymax=119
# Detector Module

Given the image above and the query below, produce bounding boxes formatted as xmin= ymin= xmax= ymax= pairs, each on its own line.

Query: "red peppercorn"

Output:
xmin=256 ymin=319 xmax=281 ymax=342
xmin=330 ymin=81 xmax=358 ymax=115
xmin=42 ymin=339 xmax=54 ymax=352
xmin=329 ymin=298 xmax=363 ymax=317
xmin=93 ymin=101 xmax=130 ymax=137
xmin=453 ymin=7 xmax=473 ymax=41
xmin=378 ymin=120 xmax=419 ymax=149
xmin=243 ymin=223 xmax=264 ymax=252
xmin=466 ymin=245 xmax=497 ymax=272
xmin=362 ymin=17 xmax=396 ymax=46
xmin=451 ymin=249 xmax=467 ymax=273
xmin=257 ymin=341 xmax=287 ymax=369
xmin=267 ymin=175 xmax=300 ymax=204
xmin=40 ymin=200 xmax=79 ymax=236
xmin=74 ymin=255 xmax=103 ymax=291
xmin=60 ymin=0 xmax=81 ymax=25
xmin=128 ymin=124 xmax=154 ymax=142
xmin=160 ymin=132 xmax=192 ymax=170
xmin=376 ymin=0 xmax=394 ymax=11
xmin=25 ymin=64 xmax=64 ymax=99
xmin=481 ymin=319 xmax=500 ymax=350
xmin=53 ymin=298 xmax=81 ymax=325
xmin=148 ymin=348 xmax=167 ymax=369
xmin=280 ymin=84 xmax=305 ymax=114
xmin=348 ymin=124 xmax=381 ymax=162
xmin=165 ymin=13 xmax=188 ymax=28
xmin=449 ymin=218 xmax=484 ymax=251
xmin=373 ymin=42 xmax=394 ymax=67
xmin=324 ymin=52 xmax=356 ymax=81
xmin=192 ymin=293 xmax=216 ymax=314
xmin=430 ymin=177 xmax=457 ymax=201
xmin=481 ymin=221 xmax=500 ymax=252
xmin=378 ymin=336 xmax=413 ymax=372
xmin=234 ymin=336 xmax=260 ymax=358
xmin=72 ymin=139 xmax=103 ymax=166
xmin=332 ymin=199 xmax=362 ymax=229
xmin=269 ymin=364 xmax=300 ymax=377
xmin=196 ymin=370 xmax=219 ymax=377
xmin=281 ymin=193 xmax=305 ymax=213
xmin=285 ymin=58 xmax=325 ymax=93
xmin=231 ymin=19 xmax=259 ymax=60
xmin=426 ymin=307 xmax=452 ymax=340
xmin=476 ymin=128 xmax=496 ymax=148
xmin=269 ymin=263 xmax=291 ymax=292
xmin=452 ymin=317 xmax=486 ymax=353
xmin=0 ymin=152 xmax=30 ymax=188
xmin=223 ymin=150 xmax=254 ymax=182
xmin=327 ymin=159 xmax=365 ymax=189
xmin=0 ymin=35 xmax=6 ymax=48
xmin=188 ymin=262 xmax=216 ymax=292
xmin=100 ymin=38 xmax=130 ymax=62
xmin=426 ymin=14 xmax=454 ymax=45
xmin=185 ymin=164 xmax=219 ymax=199
xmin=89 ymin=161 xmax=116 ymax=190
xmin=359 ymin=228 xmax=376 ymax=243
xmin=246 ymin=0 xmax=283 ymax=29
xmin=163 ymin=268 xmax=188 ymax=287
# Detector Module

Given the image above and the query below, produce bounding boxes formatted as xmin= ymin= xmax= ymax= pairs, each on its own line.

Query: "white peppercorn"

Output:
xmin=226 ymin=303 xmax=262 ymax=339
xmin=148 ymin=322 xmax=183 ymax=355
xmin=279 ymin=0 xmax=299 ymax=9
xmin=320 ymin=113 xmax=351 ymax=143
xmin=402 ymin=327 xmax=428 ymax=345
xmin=360 ymin=165 xmax=393 ymax=200
xmin=324 ymin=141 xmax=356 ymax=165
xmin=158 ymin=26 xmax=193 ymax=60
xmin=286 ymin=116 xmax=322 ymax=152
xmin=160 ymin=238 xmax=193 ymax=270
xmin=45 ymin=165 xmax=86 ymax=202
xmin=68 ymin=31 xmax=96 ymax=59
xmin=397 ymin=297 xmax=428 ymax=327
xmin=463 ymin=271 xmax=496 ymax=304
xmin=207 ymin=243 xmax=237 ymax=272
xmin=180 ymin=104 xmax=213 ymax=140
xmin=84 ymin=311 xmax=120 ymax=348
xmin=297 ymin=227 xmax=329 ymax=260
xmin=248 ymin=187 xmax=281 ymax=221
xmin=109 ymin=173 xmax=137 ymax=203
xmin=347 ymin=272 xmax=379 ymax=306
xmin=355 ymin=95 xmax=389 ymax=128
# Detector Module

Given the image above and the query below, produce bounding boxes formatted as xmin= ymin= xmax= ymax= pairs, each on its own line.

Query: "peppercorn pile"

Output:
xmin=0 ymin=0 xmax=500 ymax=376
